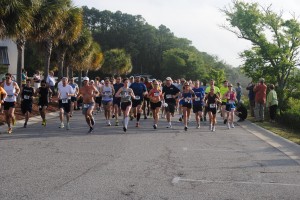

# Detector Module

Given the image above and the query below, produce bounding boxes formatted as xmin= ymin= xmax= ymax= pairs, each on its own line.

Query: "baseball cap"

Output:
xmin=82 ymin=77 xmax=89 ymax=81
xmin=166 ymin=77 xmax=172 ymax=81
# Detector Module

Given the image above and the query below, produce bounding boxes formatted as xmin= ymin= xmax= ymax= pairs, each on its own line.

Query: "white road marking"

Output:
xmin=172 ymin=176 xmax=300 ymax=187
xmin=182 ymin=147 xmax=242 ymax=152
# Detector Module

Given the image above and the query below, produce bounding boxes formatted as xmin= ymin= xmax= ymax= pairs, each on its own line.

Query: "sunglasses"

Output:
xmin=5 ymin=77 xmax=10 ymax=79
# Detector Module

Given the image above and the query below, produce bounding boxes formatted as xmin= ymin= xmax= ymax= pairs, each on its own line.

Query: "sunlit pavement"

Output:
xmin=1 ymin=110 xmax=300 ymax=200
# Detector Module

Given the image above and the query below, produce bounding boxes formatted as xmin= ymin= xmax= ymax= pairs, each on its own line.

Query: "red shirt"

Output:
xmin=254 ymin=83 xmax=267 ymax=104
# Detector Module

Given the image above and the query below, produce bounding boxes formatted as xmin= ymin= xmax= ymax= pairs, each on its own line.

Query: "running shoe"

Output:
xmin=227 ymin=123 xmax=230 ymax=129
xmin=184 ymin=126 xmax=188 ymax=131
xmin=196 ymin=124 xmax=200 ymax=129
xmin=7 ymin=127 xmax=12 ymax=134
xmin=166 ymin=124 xmax=172 ymax=128
xmin=112 ymin=114 xmax=115 ymax=118
xmin=88 ymin=127 xmax=93 ymax=133
xmin=231 ymin=123 xmax=235 ymax=128
xmin=212 ymin=126 xmax=216 ymax=132
xmin=115 ymin=120 xmax=119 ymax=126
xmin=153 ymin=124 xmax=157 ymax=129
xmin=23 ymin=123 xmax=27 ymax=128
xmin=107 ymin=121 xmax=111 ymax=126
xmin=123 ymin=127 xmax=127 ymax=132
xmin=66 ymin=123 xmax=70 ymax=130
xmin=59 ymin=122 xmax=64 ymax=128
xmin=136 ymin=122 xmax=139 ymax=127
xmin=179 ymin=117 xmax=182 ymax=122
xmin=224 ymin=119 xmax=227 ymax=124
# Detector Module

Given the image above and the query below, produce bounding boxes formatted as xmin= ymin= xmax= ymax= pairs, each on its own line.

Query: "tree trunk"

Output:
xmin=69 ymin=65 xmax=73 ymax=78
xmin=63 ymin=64 xmax=68 ymax=79
xmin=78 ymin=70 xmax=82 ymax=88
xmin=44 ymin=39 xmax=53 ymax=80
xmin=58 ymin=50 xmax=65 ymax=80
xmin=16 ymin=38 xmax=25 ymax=89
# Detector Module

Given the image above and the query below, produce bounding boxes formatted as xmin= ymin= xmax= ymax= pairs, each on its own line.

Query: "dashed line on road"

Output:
xmin=172 ymin=176 xmax=300 ymax=187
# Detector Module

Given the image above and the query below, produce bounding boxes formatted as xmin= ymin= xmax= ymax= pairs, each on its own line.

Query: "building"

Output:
xmin=0 ymin=39 xmax=19 ymax=76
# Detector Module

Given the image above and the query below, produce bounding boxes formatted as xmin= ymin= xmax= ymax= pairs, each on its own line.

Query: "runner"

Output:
xmin=148 ymin=80 xmax=163 ymax=129
xmin=130 ymin=76 xmax=147 ymax=127
xmin=94 ymin=77 xmax=102 ymax=113
xmin=35 ymin=80 xmax=52 ymax=126
xmin=204 ymin=79 xmax=220 ymax=122
xmin=0 ymin=84 xmax=7 ymax=114
xmin=100 ymin=77 xmax=115 ymax=126
xmin=143 ymin=77 xmax=153 ymax=119
xmin=113 ymin=76 xmax=124 ymax=126
xmin=115 ymin=78 xmax=135 ymax=132
xmin=220 ymin=80 xmax=229 ymax=124
xmin=192 ymin=80 xmax=205 ymax=129
xmin=180 ymin=82 xmax=195 ymax=131
xmin=205 ymin=87 xmax=221 ymax=132
xmin=69 ymin=78 xmax=79 ymax=117
xmin=20 ymin=79 xmax=34 ymax=128
xmin=77 ymin=77 xmax=99 ymax=133
xmin=57 ymin=77 xmax=74 ymax=130
xmin=224 ymin=84 xmax=236 ymax=128
xmin=162 ymin=77 xmax=180 ymax=128
xmin=1 ymin=73 xmax=20 ymax=134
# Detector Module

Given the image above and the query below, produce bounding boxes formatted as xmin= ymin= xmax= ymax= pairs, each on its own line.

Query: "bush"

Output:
xmin=278 ymin=98 xmax=300 ymax=130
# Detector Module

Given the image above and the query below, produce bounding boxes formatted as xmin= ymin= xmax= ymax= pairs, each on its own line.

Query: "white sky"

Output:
xmin=72 ymin=0 xmax=300 ymax=67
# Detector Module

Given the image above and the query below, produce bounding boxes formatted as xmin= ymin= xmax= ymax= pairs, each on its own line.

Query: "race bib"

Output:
xmin=209 ymin=103 xmax=216 ymax=108
xmin=83 ymin=104 xmax=89 ymax=108
xmin=184 ymin=98 xmax=190 ymax=103
xmin=195 ymin=97 xmax=200 ymax=101
xmin=154 ymin=92 xmax=160 ymax=97
xmin=166 ymin=94 xmax=172 ymax=99
xmin=24 ymin=95 xmax=30 ymax=100
xmin=7 ymin=95 xmax=14 ymax=99
xmin=135 ymin=96 xmax=140 ymax=100
xmin=62 ymin=99 xmax=68 ymax=104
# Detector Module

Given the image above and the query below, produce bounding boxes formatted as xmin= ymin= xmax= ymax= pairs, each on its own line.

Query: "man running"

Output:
xmin=1 ymin=73 xmax=20 ymax=134
xmin=162 ymin=77 xmax=180 ymax=128
xmin=21 ymin=79 xmax=34 ymax=128
xmin=57 ymin=77 xmax=73 ymax=130
xmin=113 ymin=76 xmax=124 ymax=126
xmin=77 ymin=77 xmax=99 ymax=133
xmin=130 ymin=76 xmax=147 ymax=127
xmin=69 ymin=78 xmax=79 ymax=117
xmin=35 ymin=80 xmax=52 ymax=126
xmin=192 ymin=80 xmax=205 ymax=129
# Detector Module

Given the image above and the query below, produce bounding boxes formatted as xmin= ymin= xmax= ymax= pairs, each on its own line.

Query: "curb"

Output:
xmin=0 ymin=112 xmax=59 ymax=133
xmin=238 ymin=120 xmax=300 ymax=165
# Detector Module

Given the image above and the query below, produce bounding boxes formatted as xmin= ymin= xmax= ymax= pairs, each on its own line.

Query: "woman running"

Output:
xmin=148 ymin=80 xmax=163 ymax=129
xmin=205 ymin=87 xmax=221 ymax=132
xmin=224 ymin=84 xmax=236 ymax=129
xmin=180 ymin=82 xmax=195 ymax=131
xmin=115 ymin=78 xmax=135 ymax=132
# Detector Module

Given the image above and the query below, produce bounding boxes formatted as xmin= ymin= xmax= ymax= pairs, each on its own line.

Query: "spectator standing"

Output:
xmin=46 ymin=71 xmax=56 ymax=96
xmin=236 ymin=82 xmax=242 ymax=103
xmin=266 ymin=84 xmax=278 ymax=122
xmin=33 ymin=70 xmax=41 ymax=90
xmin=246 ymin=81 xmax=255 ymax=117
xmin=253 ymin=78 xmax=267 ymax=122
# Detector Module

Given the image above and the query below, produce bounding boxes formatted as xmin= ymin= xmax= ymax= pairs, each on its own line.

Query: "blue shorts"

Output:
xmin=226 ymin=103 xmax=236 ymax=111
xmin=82 ymin=102 xmax=95 ymax=115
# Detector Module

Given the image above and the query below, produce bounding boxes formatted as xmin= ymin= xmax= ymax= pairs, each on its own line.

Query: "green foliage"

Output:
xmin=278 ymin=98 xmax=300 ymax=130
xmin=102 ymin=49 xmax=132 ymax=75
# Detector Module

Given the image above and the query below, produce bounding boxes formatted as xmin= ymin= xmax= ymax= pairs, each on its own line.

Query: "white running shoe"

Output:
xmin=231 ymin=123 xmax=235 ymax=128
xmin=59 ymin=122 xmax=64 ymax=128
xmin=66 ymin=123 xmax=70 ymax=130
xmin=227 ymin=123 xmax=230 ymax=129
xmin=197 ymin=124 xmax=200 ymax=129
xmin=166 ymin=124 xmax=172 ymax=128
xmin=212 ymin=126 xmax=216 ymax=132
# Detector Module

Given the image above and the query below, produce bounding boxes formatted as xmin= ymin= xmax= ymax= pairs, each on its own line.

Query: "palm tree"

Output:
xmin=0 ymin=0 xmax=40 ymax=87
xmin=55 ymin=7 xmax=83 ymax=79
xmin=32 ymin=0 xmax=72 ymax=79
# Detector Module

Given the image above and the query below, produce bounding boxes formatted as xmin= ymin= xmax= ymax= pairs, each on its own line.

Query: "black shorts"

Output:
xmin=207 ymin=107 xmax=217 ymax=115
xmin=59 ymin=99 xmax=71 ymax=113
xmin=95 ymin=96 xmax=102 ymax=104
xmin=71 ymin=96 xmax=77 ymax=102
xmin=144 ymin=97 xmax=150 ymax=103
xmin=38 ymin=101 xmax=48 ymax=111
xmin=193 ymin=104 xmax=203 ymax=113
xmin=21 ymin=101 xmax=32 ymax=114
xmin=121 ymin=101 xmax=132 ymax=111
xmin=221 ymin=102 xmax=227 ymax=106
xmin=182 ymin=103 xmax=192 ymax=109
xmin=3 ymin=101 xmax=15 ymax=110
xmin=132 ymin=99 xmax=143 ymax=108
xmin=150 ymin=101 xmax=162 ymax=110
xmin=165 ymin=102 xmax=176 ymax=114
xmin=113 ymin=97 xmax=121 ymax=106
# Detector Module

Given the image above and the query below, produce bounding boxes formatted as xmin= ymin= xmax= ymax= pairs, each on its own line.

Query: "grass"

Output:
xmin=247 ymin=116 xmax=300 ymax=145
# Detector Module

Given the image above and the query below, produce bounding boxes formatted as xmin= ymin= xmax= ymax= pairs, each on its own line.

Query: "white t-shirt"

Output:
xmin=58 ymin=84 xmax=73 ymax=99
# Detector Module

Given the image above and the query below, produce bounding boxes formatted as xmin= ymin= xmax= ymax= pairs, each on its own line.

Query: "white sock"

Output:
xmin=124 ymin=116 xmax=129 ymax=128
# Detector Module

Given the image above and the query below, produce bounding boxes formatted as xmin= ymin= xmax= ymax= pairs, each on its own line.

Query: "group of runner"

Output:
xmin=0 ymin=73 xmax=240 ymax=134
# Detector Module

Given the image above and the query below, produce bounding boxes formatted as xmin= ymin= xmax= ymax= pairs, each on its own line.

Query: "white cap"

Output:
xmin=82 ymin=77 xmax=89 ymax=81
xmin=166 ymin=77 xmax=172 ymax=81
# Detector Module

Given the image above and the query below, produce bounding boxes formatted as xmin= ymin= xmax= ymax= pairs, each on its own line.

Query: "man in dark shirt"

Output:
xmin=162 ymin=77 xmax=180 ymax=128
xmin=21 ymin=79 xmax=34 ymax=128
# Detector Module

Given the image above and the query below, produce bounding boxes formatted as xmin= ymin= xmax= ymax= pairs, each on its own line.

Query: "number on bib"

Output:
xmin=166 ymin=94 xmax=172 ymax=99
xmin=62 ymin=99 xmax=68 ymax=104
xmin=209 ymin=103 xmax=216 ymax=108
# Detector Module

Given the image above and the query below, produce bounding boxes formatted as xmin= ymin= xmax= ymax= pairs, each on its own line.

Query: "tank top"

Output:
xmin=39 ymin=87 xmax=49 ymax=103
xmin=4 ymin=82 xmax=16 ymax=102
xmin=22 ymin=86 xmax=34 ymax=102
xmin=102 ymin=85 xmax=113 ymax=101
xmin=207 ymin=94 xmax=218 ymax=108
xmin=182 ymin=91 xmax=193 ymax=103
xmin=120 ymin=88 xmax=132 ymax=102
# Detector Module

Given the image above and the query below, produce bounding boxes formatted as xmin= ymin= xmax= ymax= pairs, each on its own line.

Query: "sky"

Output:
xmin=72 ymin=0 xmax=300 ymax=67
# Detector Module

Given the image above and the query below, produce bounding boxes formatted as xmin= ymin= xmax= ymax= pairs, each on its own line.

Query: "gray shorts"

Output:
xmin=82 ymin=102 xmax=95 ymax=115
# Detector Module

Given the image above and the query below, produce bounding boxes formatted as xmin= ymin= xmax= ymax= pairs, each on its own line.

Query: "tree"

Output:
xmin=0 ymin=0 xmax=39 ymax=87
xmin=32 ymin=0 xmax=72 ymax=79
xmin=101 ymin=49 xmax=132 ymax=75
xmin=222 ymin=1 xmax=300 ymax=110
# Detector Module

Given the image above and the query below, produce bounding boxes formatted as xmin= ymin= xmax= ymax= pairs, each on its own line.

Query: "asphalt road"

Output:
xmin=1 ymin=109 xmax=300 ymax=200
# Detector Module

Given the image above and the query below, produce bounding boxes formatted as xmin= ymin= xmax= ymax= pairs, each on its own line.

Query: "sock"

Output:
xmin=124 ymin=116 xmax=129 ymax=128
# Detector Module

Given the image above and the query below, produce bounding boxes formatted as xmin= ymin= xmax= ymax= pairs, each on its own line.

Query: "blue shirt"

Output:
xmin=192 ymin=87 xmax=205 ymax=106
xmin=130 ymin=82 xmax=147 ymax=98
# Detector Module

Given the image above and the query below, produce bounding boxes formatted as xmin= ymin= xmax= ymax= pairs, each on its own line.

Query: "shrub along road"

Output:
xmin=0 ymin=110 xmax=300 ymax=200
